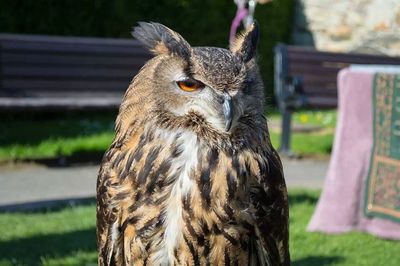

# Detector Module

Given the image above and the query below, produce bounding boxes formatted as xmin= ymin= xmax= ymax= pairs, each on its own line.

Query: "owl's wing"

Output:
xmin=96 ymin=154 xmax=120 ymax=266
xmin=254 ymin=148 xmax=290 ymax=266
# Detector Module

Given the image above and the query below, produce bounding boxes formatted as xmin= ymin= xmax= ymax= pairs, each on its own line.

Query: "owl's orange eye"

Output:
xmin=177 ymin=79 xmax=204 ymax=92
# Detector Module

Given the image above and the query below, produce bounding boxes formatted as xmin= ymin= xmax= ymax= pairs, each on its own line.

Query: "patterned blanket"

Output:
xmin=365 ymin=73 xmax=400 ymax=222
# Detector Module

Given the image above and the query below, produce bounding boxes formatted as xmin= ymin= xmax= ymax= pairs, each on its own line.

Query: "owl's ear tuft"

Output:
xmin=132 ymin=22 xmax=191 ymax=59
xmin=230 ymin=21 xmax=259 ymax=63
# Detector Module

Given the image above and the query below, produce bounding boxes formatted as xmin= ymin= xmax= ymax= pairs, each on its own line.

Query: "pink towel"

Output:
xmin=307 ymin=68 xmax=400 ymax=240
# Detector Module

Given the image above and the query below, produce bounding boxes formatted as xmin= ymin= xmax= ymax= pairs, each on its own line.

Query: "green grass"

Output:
xmin=270 ymin=131 xmax=334 ymax=155
xmin=269 ymin=110 xmax=336 ymax=156
xmin=0 ymin=203 xmax=97 ymax=265
xmin=291 ymin=110 xmax=337 ymax=127
xmin=0 ymin=190 xmax=399 ymax=265
xmin=0 ymin=112 xmax=116 ymax=162
xmin=0 ymin=110 xmax=336 ymax=162
xmin=288 ymin=190 xmax=400 ymax=266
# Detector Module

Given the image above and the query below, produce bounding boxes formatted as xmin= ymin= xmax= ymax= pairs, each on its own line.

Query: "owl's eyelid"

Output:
xmin=176 ymin=77 xmax=206 ymax=88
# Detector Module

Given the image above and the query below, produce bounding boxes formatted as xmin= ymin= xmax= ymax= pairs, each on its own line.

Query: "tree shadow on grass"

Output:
xmin=0 ymin=228 xmax=96 ymax=265
xmin=293 ymin=255 xmax=344 ymax=266
xmin=1 ymin=111 xmax=116 ymax=166
xmin=20 ymin=150 xmax=106 ymax=167
xmin=0 ymin=197 xmax=96 ymax=213
xmin=0 ymin=111 xmax=116 ymax=147
xmin=288 ymin=191 xmax=320 ymax=206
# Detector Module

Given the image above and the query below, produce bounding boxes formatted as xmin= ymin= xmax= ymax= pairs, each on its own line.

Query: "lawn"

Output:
xmin=269 ymin=110 xmax=336 ymax=156
xmin=0 ymin=110 xmax=336 ymax=162
xmin=0 ymin=190 xmax=399 ymax=266
xmin=0 ymin=112 xmax=117 ymax=163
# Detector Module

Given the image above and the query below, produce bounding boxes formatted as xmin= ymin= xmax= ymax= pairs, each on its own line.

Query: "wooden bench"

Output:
xmin=274 ymin=44 xmax=400 ymax=155
xmin=0 ymin=34 xmax=151 ymax=111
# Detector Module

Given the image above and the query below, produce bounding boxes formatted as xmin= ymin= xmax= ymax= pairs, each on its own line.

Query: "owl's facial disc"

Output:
xmin=169 ymin=73 xmax=236 ymax=132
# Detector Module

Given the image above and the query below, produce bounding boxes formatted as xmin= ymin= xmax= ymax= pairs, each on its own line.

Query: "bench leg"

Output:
xmin=280 ymin=108 xmax=293 ymax=156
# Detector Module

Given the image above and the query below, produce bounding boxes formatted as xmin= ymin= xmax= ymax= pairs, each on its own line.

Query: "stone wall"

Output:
xmin=291 ymin=0 xmax=400 ymax=56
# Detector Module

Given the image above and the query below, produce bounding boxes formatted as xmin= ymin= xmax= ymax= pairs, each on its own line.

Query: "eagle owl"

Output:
xmin=97 ymin=22 xmax=290 ymax=265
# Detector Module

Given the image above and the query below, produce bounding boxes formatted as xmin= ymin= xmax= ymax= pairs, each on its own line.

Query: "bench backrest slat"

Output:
xmin=0 ymin=33 xmax=151 ymax=101
xmin=1 ymin=41 xmax=145 ymax=56
xmin=2 ymin=53 xmax=148 ymax=67
xmin=2 ymin=66 xmax=140 ymax=80
xmin=276 ymin=44 xmax=400 ymax=108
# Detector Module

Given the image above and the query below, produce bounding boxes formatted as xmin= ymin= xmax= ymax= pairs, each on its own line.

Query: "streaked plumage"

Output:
xmin=97 ymin=22 xmax=290 ymax=265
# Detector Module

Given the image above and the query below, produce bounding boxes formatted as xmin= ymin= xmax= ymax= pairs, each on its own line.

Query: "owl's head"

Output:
xmin=127 ymin=22 xmax=264 ymax=135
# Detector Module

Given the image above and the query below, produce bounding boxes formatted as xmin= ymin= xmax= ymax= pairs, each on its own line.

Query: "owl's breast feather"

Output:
xmin=105 ymin=125 xmax=266 ymax=265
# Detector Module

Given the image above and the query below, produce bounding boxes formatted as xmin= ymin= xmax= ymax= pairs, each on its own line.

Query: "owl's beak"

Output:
xmin=223 ymin=92 xmax=233 ymax=131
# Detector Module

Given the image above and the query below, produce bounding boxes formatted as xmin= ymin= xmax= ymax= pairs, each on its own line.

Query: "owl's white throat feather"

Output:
xmin=151 ymin=128 xmax=199 ymax=265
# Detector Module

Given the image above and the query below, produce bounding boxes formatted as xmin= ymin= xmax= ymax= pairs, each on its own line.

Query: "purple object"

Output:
xmin=307 ymin=68 xmax=400 ymax=240
xmin=229 ymin=7 xmax=248 ymax=46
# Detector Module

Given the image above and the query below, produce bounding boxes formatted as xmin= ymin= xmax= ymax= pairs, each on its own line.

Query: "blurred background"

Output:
xmin=0 ymin=0 xmax=292 ymax=162
xmin=1 ymin=0 xmax=400 ymax=265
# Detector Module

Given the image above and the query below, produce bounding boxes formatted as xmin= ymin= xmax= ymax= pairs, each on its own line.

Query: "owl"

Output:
xmin=97 ymin=22 xmax=290 ymax=266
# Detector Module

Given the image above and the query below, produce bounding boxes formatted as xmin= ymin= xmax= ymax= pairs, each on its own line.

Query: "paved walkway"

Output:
xmin=0 ymin=158 xmax=329 ymax=210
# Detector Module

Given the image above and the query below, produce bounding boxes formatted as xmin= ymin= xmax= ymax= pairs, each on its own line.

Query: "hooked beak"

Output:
xmin=223 ymin=92 xmax=233 ymax=131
